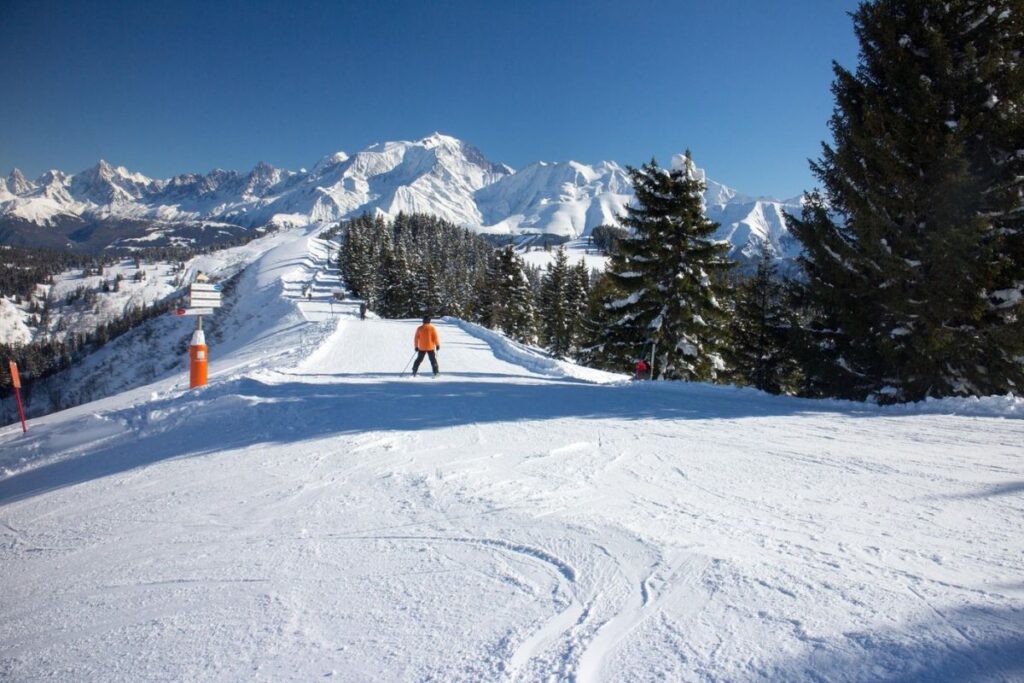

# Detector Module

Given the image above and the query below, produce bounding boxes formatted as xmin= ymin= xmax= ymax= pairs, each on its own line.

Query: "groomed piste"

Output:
xmin=1 ymin=225 xmax=1022 ymax=682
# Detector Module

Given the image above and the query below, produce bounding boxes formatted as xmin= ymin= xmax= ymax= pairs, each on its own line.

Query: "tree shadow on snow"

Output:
xmin=289 ymin=371 xmax=564 ymax=382
xmin=766 ymin=605 xmax=1023 ymax=683
xmin=0 ymin=375 xmax=1009 ymax=505
xmin=929 ymin=480 xmax=1024 ymax=501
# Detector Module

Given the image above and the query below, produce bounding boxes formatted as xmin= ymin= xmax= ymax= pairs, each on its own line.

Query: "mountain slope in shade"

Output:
xmin=0 ymin=134 xmax=802 ymax=261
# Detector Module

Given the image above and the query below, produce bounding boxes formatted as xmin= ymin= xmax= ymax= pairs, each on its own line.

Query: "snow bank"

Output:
xmin=625 ymin=377 xmax=1024 ymax=420
xmin=450 ymin=318 xmax=627 ymax=385
xmin=455 ymin=316 xmax=1023 ymax=419
xmin=878 ymin=392 xmax=1024 ymax=419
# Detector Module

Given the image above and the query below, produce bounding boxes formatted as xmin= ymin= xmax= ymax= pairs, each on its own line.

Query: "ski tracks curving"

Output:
xmin=573 ymin=550 xmax=712 ymax=682
xmin=493 ymin=532 xmax=711 ymax=683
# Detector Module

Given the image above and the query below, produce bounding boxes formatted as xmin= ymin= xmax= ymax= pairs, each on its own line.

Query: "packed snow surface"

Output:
xmin=1 ymin=230 xmax=1022 ymax=682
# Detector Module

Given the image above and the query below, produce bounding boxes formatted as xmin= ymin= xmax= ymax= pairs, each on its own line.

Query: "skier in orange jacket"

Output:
xmin=412 ymin=316 xmax=440 ymax=377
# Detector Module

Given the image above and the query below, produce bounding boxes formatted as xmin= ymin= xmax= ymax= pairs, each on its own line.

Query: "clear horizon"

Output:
xmin=1 ymin=0 xmax=860 ymax=199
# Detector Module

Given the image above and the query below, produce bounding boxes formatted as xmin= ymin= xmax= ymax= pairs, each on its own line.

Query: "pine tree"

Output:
xmin=337 ymin=212 xmax=492 ymax=317
xmin=379 ymin=242 xmax=415 ymax=318
xmin=724 ymin=243 xmax=798 ymax=393
xmin=591 ymin=225 xmax=629 ymax=254
xmin=578 ymin=270 xmax=622 ymax=367
xmin=787 ymin=0 xmax=1024 ymax=402
xmin=469 ymin=260 xmax=497 ymax=327
xmin=416 ymin=259 xmax=444 ymax=317
xmin=565 ymin=259 xmax=591 ymax=356
xmin=593 ymin=154 xmax=733 ymax=380
xmin=491 ymin=245 xmax=536 ymax=344
xmin=539 ymin=247 xmax=572 ymax=357
xmin=339 ymin=215 xmax=381 ymax=305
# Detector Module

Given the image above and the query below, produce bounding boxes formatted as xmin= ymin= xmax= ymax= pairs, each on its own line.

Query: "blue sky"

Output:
xmin=1 ymin=0 xmax=860 ymax=199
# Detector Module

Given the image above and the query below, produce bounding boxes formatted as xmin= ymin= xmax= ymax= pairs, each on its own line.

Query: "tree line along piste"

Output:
xmin=337 ymin=1 xmax=1023 ymax=404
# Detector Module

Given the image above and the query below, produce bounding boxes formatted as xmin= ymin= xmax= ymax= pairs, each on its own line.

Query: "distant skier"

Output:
xmin=359 ymin=302 xmax=367 ymax=320
xmin=412 ymin=316 xmax=440 ymax=377
xmin=634 ymin=358 xmax=649 ymax=380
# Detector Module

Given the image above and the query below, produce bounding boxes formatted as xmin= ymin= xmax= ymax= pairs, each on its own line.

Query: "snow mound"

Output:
xmin=451 ymin=318 xmax=627 ymax=384
xmin=878 ymin=392 xmax=1024 ymax=419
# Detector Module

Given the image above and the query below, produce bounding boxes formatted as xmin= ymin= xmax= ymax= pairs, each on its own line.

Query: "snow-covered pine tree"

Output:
xmin=339 ymin=214 xmax=384 ymax=306
xmin=787 ymin=0 xmax=1024 ymax=402
xmin=593 ymin=154 xmax=732 ymax=380
xmin=492 ymin=245 xmax=536 ymax=344
xmin=565 ymin=259 xmax=591 ymax=356
xmin=539 ymin=247 xmax=571 ymax=356
xmin=578 ymin=268 xmax=621 ymax=367
xmin=371 ymin=223 xmax=394 ymax=309
xmin=337 ymin=212 xmax=493 ymax=319
xmin=438 ymin=226 xmax=481 ymax=318
xmin=469 ymin=259 xmax=497 ymax=328
xmin=379 ymin=241 xmax=415 ymax=318
xmin=415 ymin=259 xmax=444 ymax=318
xmin=724 ymin=243 xmax=798 ymax=393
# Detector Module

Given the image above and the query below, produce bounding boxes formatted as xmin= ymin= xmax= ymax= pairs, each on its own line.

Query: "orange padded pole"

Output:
xmin=189 ymin=327 xmax=208 ymax=389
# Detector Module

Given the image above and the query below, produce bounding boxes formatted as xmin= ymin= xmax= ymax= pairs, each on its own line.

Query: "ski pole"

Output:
xmin=400 ymin=351 xmax=417 ymax=377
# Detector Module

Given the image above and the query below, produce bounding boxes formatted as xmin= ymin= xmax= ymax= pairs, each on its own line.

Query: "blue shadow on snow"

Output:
xmin=0 ymin=374 xmax=1008 ymax=506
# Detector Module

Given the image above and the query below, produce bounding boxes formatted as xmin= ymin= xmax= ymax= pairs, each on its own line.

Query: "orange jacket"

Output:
xmin=415 ymin=323 xmax=439 ymax=351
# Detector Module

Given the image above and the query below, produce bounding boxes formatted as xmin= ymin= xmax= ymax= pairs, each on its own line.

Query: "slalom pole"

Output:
xmin=400 ymin=351 xmax=417 ymax=377
xmin=8 ymin=360 xmax=26 ymax=433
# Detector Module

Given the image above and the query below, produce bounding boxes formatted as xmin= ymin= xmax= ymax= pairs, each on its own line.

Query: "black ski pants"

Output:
xmin=412 ymin=350 xmax=438 ymax=375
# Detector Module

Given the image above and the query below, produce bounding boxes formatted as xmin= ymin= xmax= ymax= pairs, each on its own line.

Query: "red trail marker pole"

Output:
xmin=8 ymin=360 xmax=27 ymax=433
xmin=189 ymin=318 xmax=208 ymax=389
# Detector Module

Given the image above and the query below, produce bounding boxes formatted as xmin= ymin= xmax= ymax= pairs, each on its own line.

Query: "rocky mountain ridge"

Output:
xmin=1 ymin=134 xmax=802 ymax=262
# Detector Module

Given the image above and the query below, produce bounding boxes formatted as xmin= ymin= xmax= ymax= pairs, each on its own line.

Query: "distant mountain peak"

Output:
xmin=36 ymin=169 xmax=67 ymax=184
xmin=66 ymin=160 xmax=152 ymax=204
xmin=420 ymin=132 xmax=461 ymax=148
xmin=311 ymin=151 xmax=349 ymax=175
xmin=6 ymin=168 xmax=35 ymax=195
xmin=242 ymin=161 xmax=283 ymax=198
xmin=1 ymin=135 xmax=801 ymax=264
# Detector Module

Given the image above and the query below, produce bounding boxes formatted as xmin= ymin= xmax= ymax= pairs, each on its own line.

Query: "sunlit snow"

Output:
xmin=1 ymin=226 xmax=1021 ymax=681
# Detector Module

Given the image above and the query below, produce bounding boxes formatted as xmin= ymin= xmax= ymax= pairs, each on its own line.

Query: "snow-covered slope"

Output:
xmin=3 ymin=226 xmax=341 ymax=416
xmin=1 ymin=134 xmax=801 ymax=260
xmin=253 ymin=134 xmax=511 ymax=228
xmin=5 ymin=169 xmax=36 ymax=196
xmin=475 ymin=160 xmax=633 ymax=237
xmin=0 ymin=297 xmax=32 ymax=345
xmin=1 ymin=229 xmax=1022 ymax=682
xmin=68 ymin=160 xmax=154 ymax=206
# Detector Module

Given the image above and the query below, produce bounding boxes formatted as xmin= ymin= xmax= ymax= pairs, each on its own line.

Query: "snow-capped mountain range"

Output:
xmin=0 ymin=133 xmax=802 ymax=262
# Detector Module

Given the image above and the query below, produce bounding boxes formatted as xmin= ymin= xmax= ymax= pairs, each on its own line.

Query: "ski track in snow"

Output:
xmin=1 ymin=228 xmax=1023 ymax=681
